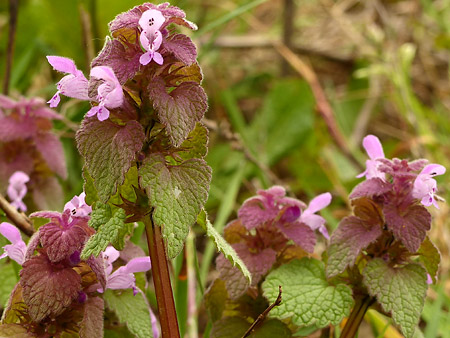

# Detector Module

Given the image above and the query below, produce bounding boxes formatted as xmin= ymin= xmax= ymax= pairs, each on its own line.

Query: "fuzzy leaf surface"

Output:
xmin=76 ymin=118 xmax=144 ymax=202
xmin=198 ymin=210 xmax=251 ymax=283
xmin=211 ymin=317 xmax=292 ymax=338
xmin=217 ymin=243 xmax=275 ymax=299
xmin=0 ymin=324 xmax=34 ymax=337
xmin=363 ymin=258 xmax=428 ymax=338
xmin=383 ymin=203 xmax=431 ymax=252
xmin=139 ymin=154 xmax=211 ymax=258
xmin=350 ymin=178 xmax=391 ymax=199
xmin=163 ymin=34 xmax=197 ymax=65
xmin=326 ymin=216 xmax=382 ymax=278
xmin=79 ymin=297 xmax=104 ymax=338
xmin=149 ymin=78 xmax=208 ymax=147
xmin=20 ymin=255 xmax=81 ymax=322
xmin=417 ymin=236 xmax=440 ymax=283
xmin=83 ymin=168 xmax=99 ymax=206
xmin=177 ymin=122 xmax=208 ymax=160
xmin=204 ymin=279 xmax=228 ymax=322
xmin=104 ymin=289 xmax=154 ymax=338
xmin=81 ymin=208 xmax=129 ymax=259
xmin=262 ymin=258 xmax=353 ymax=328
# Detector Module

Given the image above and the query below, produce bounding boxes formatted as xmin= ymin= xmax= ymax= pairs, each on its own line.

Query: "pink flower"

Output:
xmin=64 ymin=192 xmax=92 ymax=218
xmin=46 ymin=56 xmax=89 ymax=107
xmin=357 ymin=135 xmax=386 ymax=180
xmin=99 ymin=246 xmax=151 ymax=295
xmin=299 ymin=193 xmax=332 ymax=239
xmin=7 ymin=171 xmax=29 ymax=212
xmin=86 ymin=66 xmax=124 ymax=121
xmin=412 ymin=164 xmax=446 ymax=208
xmin=138 ymin=9 xmax=165 ymax=65
xmin=0 ymin=222 xmax=27 ymax=265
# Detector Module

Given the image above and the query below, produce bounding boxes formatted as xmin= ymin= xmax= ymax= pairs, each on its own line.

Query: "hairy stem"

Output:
xmin=340 ymin=296 xmax=374 ymax=338
xmin=144 ymin=214 xmax=180 ymax=338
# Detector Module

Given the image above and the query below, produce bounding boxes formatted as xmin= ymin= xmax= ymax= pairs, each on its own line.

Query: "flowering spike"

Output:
xmin=357 ymin=134 xmax=386 ymax=180
xmin=412 ymin=164 xmax=446 ymax=208
xmin=86 ymin=66 xmax=123 ymax=121
xmin=0 ymin=222 xmax=27 ymax=265
xmin=46 ymin=56 xmax=89 ymax=106
xmin=7 ymin=171 xmax=29 ymax=212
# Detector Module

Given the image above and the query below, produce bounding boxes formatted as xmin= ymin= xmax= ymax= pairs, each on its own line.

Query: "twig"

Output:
xmin=0 ymin=193 xmax=34 ymax=237
xmin=281 ymin=0 xmax=295 ymax=76
xmin=3 ymin=0 xmax=19 ymax=95
xmin=241 ymin=285 xmax=282 ymax=338
xmin=273 ymin=42 xmax=363 ymax=171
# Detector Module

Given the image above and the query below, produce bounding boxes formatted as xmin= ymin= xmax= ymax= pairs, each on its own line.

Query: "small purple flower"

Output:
xmin=357 ymin=135 xmax=386 ymax=180
xmin=138 ymin=9 xmax=165 ymax=65
xmin=99 ymin=246 xmax=151 ymax=295
xmin=7 ymin=171 xmax=29 ymax=212
xmin=299 ymin=192 xmax=332 ymax=239
xmin=412 ymin=164 xmax=446 ymax=208
xmin=46 ymin=56 xmax=89 ymax=107
xmin=64 ymin=192 xmax=92 ymax=218
xmin=0 ymin=222 xmax=27 ymax=265
xmin=86 ymin=66 xmax=124 ymax=121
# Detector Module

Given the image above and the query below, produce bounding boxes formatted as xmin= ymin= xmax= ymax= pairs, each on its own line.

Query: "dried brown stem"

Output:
xmin=0 ymin=193 xmax=35 ymax=237
xmin=273 ymin=42 xmax=362 ymax=171
xmin=241 ymin=285 xmax=282 ymax=338
xmin=3 ymin=0 xmax=19 ymax=95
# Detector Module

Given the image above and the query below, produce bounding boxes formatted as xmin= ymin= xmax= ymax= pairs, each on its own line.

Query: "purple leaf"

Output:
xmin=34 ymin=132 xmax=67 ymax=179
xmin=216 ymin=243 xmax=276 ymax=299
xmin=238 ymin=195 xmax=278 ymax=230
xmin=149 ymin=77 xmax=207 ymax=147
xmin=350 ymin=178 xmax=392 ymax=199
xmin=91 ymin=38 xmax=142 ymax=85
xmin=79 ymin=297 xmax=104 ymax=338
xmin=278 ymin=221 xmax=316 ymax=253
xmin=384 ymin=203 xmax=431 ymax=252
xmin=20 ymin=254 xmax=81 ymax=322
xmin=0 ymin=115 xmax=37 ymax=142
xmin=162 ymin=34 xmax=197 ymax=65
xmin=87 ymin=255 xmax=107 ymax=290
xmin=76 ymin=119 xmax=145 ymax=202
xmin=40 ymin=220 xmax=90 ymax=263
xmin=326 ymin=216 xmax=383 ymax=278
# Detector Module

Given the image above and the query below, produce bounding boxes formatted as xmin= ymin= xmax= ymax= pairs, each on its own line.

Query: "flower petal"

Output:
xmin=306 ymin=192 xmax=332 ymax=214
xmin=139 ymin=9 xmax=165 ymax=34
xmin=123 ymin=256 xmax=151 ymax=274
xmin=421 ymin=164 xmax=446 ymax=176
xmin=362 ymin=135 xmax=384 ymax=160
xmin=47 ymin=56 xmax=79 ymax=75
xmin=0 ymin=222 xmax=22 ymax=244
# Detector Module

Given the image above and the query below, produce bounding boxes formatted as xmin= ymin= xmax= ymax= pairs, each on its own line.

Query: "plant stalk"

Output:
xmin=144 ymin=214 xmax=180 ymax=338
xmin=340 ymin=296 xmax=374 ymax=338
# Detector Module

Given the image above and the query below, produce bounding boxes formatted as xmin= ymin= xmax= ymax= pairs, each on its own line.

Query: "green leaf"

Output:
xmin=83 ymin=168 xmax=99 ymax=206
xmin=262 ymin=258 xmax=353 ymax=328
xmin=198 ymin=210 xmax=251 ymax=283
xmin=108 ymin=166 xmax=139 ymax=208
xmin=211 ymin=317 xmax=292 ymax=338
xmin=204 ymin=278 xmax=228 ymax=322
xmin=76 ymin=119 xmax=145 ymax=202
xmin=417 ymin=236 xmax=440 ymax=283
xmin=176 ymin=122 xmax=208 ymax=161
xmin=0 ymin=261 xmax=18 ymax=307
xmin=81 ymin=208 xmax=130 ymax=259
xmin=139 ymin=154 xmax=211 ymax=258
xmin=88 ymin=203 xmax=112 ymax=231
xmin=363 ymin=258 xmax=428 ymax=338
xmin=104 ymin=289 xmax=154 ymax=338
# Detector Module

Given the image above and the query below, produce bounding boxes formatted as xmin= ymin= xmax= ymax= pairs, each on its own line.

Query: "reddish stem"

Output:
xmin=340 ymin=296 xmax=374 ymax=338
xmin=144 ymin=214 xmax=180 ymax=338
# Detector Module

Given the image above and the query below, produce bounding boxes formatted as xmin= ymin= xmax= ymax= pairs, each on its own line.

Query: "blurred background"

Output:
xmin=1 ymin=0 xmax=449 ymax=337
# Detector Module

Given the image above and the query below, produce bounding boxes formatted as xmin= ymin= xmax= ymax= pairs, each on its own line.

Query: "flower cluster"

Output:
xmin=0 ymin=95 xmax=66 ymax=210
xmin=327 ymin=134 xmax=445 ymax=280
xmin=216 ymin=186 xmax=331 ymax=299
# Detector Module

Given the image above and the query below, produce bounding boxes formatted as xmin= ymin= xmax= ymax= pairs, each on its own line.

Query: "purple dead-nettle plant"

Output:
xmin=215 ymin=186 xmax=332 ymax=299
xmin=0 ymin=95 xmax=66 ymax=210
xmin=321 ymin=134 xmax=446 ymax=338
